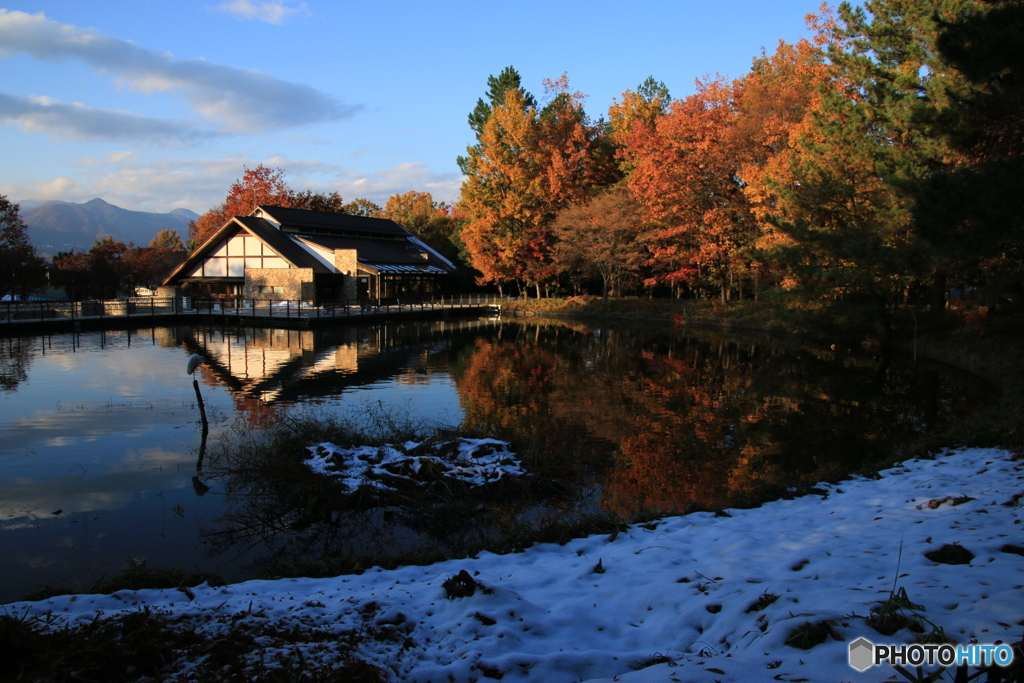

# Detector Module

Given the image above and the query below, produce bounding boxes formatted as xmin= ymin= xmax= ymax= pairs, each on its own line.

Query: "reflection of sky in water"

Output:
xmin=0 ymin=325 xmax=466 ymax=602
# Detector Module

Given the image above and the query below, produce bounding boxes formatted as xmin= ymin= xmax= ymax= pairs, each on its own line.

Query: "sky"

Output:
xmin=0 ymin=0 xmax=826 ymax=215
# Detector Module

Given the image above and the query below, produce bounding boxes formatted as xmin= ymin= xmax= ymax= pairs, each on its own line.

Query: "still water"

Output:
xmin=0 ymin=317 xmax=983 ymax=603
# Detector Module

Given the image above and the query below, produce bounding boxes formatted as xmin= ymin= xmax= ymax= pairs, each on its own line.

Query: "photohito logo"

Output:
xmin=848 ymin=637 xmax=1015 ymax=672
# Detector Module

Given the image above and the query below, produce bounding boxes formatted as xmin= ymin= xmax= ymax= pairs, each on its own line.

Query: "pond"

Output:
xmin=0 ymin=316 xmax=985 ymax=603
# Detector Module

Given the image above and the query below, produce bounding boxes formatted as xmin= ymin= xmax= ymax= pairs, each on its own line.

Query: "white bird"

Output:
xmin=187 ymin=354 xmax=204 ymax=376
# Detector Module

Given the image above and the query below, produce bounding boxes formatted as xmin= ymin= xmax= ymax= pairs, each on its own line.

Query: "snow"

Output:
xmin=303 ymin=437 xmax=527 ymax=493
xmin=5 ymin=447 xmax=1023 ymax=682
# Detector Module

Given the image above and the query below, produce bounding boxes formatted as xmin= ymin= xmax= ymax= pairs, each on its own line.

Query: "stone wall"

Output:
xmin=243 ymin=268 xmax=313 ymax=301
xmin=333 ymin=249 xmax=358 ymax=300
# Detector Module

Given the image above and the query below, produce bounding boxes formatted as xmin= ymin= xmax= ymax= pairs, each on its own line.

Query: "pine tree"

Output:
xmin=457 ymin=67 xmax=536 ymax=175
xmin=914 ymin=0 xmax=1024 ymax=299
xmin=767 ymin=0 xmax=977 ymax=331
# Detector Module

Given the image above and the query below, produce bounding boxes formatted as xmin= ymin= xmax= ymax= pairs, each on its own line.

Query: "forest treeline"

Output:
xmin=456 ymin=0 xmax=1023 ymax=333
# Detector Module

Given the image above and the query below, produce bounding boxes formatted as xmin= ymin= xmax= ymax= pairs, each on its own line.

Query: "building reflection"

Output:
xmin=179 ymin=317 xmax=502 ymax=415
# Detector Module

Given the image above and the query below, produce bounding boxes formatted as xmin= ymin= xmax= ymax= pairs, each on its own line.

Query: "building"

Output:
xmin=160 ymin=206 xmax=455 ymax=302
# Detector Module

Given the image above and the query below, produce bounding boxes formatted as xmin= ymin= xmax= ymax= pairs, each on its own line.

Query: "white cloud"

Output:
xmin=1 ymin=176 xmax=85 ymax=204
xmin=0 ymin=92 xmax=217 ymax=143
xmin=212 ymin=0 xmax=309 ymax=25
xmin=107 ymin=150 xmax=138 ymax=164
xmin=5 ymin=156 xmax=464 ymax=215
xmin=0 ymin=9 xmax=358 ymax=134
xmin=295 ymin=161 xmax=464 ymax=206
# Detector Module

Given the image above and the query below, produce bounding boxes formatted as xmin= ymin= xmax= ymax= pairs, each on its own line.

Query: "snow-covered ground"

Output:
xmin=5 ymin=447 xmax=1022 ymax=682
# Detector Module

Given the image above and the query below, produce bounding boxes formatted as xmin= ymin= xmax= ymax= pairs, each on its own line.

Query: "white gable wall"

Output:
xmin=185 ymin=231 xmax=292 ymax=278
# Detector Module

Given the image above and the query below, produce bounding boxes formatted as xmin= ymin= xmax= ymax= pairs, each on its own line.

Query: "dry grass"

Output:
xmin=1 ymin=608 xmax=388 ymax=683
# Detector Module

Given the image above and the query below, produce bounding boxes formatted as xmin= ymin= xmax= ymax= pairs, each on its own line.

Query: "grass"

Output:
xmin=1 ymin=608 xmax=388 ymax=682
xmin=23 ymin=558 xmax=225 ymax=603
xmin=196 ymin=402 xmax=625 ymax=583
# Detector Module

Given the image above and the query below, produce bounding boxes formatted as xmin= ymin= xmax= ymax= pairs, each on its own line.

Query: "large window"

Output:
xmin=187 ymin=233 xmax=291 ymax=277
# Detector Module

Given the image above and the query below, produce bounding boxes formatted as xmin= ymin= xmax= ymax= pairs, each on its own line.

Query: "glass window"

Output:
xmin=205 ymin=259 xmax=227 ymax=277
xmin=227 ymin=237 xmax=245 ymax=256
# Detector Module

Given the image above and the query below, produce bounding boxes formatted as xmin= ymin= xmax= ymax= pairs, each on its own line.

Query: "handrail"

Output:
xmin=1 ymin=294 xmax=510 ymax=326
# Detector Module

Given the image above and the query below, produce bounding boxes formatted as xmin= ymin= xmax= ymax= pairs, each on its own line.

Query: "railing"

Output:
xmin=1 ymin=297 xmax=183 ymax=324
xmin=190 ymin=294 xmax=509 ymax=320
xmin=1 ymin=294 xmax=510 ymax=325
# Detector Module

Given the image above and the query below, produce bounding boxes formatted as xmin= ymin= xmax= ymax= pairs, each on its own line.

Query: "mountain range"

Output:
xmin=17 ymin=198 xmax=200 ymax=257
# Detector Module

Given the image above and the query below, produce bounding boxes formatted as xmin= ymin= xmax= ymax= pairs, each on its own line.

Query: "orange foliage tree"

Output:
xmin=732 ymin=38 xmax=830 ymax=291
xmin=379 ymin=190 xmax=464 ymax=263
xmin=187 ymin=165 xmax=384 ymax=250
xmin=551 ymin=185 xmax=647 ymax=298
xmin=459 ymin=74 xmax=616 ymax=296
xmin=188 ymin=165 xmax=295 ymax=248
xmin=608 ymin=77 xmax=671 ymax=175
xmin=627 ymin=77 xmax=753 ymax=301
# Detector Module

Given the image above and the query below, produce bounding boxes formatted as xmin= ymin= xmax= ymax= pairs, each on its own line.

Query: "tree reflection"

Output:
xmin=452 ymin=321 xmax=981 ymax=520
xmin=0 ymin=335 xmax=35 ymax=391
xmin=188 ymin=319 xmax=979 ymax=576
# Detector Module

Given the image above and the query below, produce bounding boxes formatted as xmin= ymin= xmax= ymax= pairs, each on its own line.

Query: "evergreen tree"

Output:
xmin=914 ymin=0 xmax=1024 ymax=299
xmin=457 ymin=67 xmax=536 ymax=175
xmin=768 ymin=0 xmax=976 ymax=331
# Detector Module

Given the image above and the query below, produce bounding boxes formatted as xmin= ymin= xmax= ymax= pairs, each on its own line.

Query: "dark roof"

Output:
xmin=256 ymin=206 xmax=409 ymax=237
xmin=161 ymin=208 xmax=454 ymax=287
xmin=161 ymin=216 xmax=332 ymax=285
xmin=235 ymin=217 xmax=331 ymax=273
xmin=296 ymin=234 xmax=454 ymax=271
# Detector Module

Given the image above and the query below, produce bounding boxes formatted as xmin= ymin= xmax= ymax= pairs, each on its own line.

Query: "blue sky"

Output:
xmin=0 ymin=1 xmax=824 ymax=215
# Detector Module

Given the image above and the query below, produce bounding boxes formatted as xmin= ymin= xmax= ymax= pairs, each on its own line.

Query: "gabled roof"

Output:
xmin=160 ymin=216 xmax=330 ymax=286
xmin=295 ymin=234 xmax=450 ymax=269
xmin=160 ymin=207 xmax=455 ymax=287
xmin=256 ymin=206 xmax=409 ymax=237
xmin=236 ymin=217 xmax=330 ymax=272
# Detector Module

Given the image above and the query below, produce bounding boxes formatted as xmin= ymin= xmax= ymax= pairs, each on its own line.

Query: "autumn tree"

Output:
xmin=119 ymin=228 xmax=188 ymax=292
xmin=335 ymin=197 xmax=383 ymax=217
xmin=188 ymin=166 xmax=387 ymax=250
xmin=628 ymin=77 xmax=755 ymax=302
xmin=457 ymin=66 xmax=537 ymax=176
xmin=731 ymin=38 xmax=830 ymax=293
xmin=608 ymin=77 xmax=671 ymax=175
xmin=189 ymin=165 xmax=295 ymax=248
xmin=289 ymin=189 xmax=347 ymax=213
xmin=0 ymin=195 xmax=47 ymax=300
xmin=379 ymin=191 xmax=464 ymax=262
xmin=551 ymin=185 xmax=647 ymax=298
xmin=149 ymin=228 xmax=185 ymax=250
xmin=524 ymin=76 xmax=619 ymax=291
xmin=459 ymin=86 xmax=546 ymax=294
xmin=52 ymin=237 xmax=130 ymax=300
xmin=459 ymin=72 xmax=616 ymax=295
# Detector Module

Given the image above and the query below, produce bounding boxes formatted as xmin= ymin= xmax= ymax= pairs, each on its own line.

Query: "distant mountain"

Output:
xmin=18 ymin=198 xmax=200 ymax=257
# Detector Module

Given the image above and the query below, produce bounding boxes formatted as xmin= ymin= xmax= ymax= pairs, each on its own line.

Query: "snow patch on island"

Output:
xmin=303 ymin=437 xmax=528 ymax=493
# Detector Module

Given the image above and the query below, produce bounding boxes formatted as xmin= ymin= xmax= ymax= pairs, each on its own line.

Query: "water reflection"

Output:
xmin=0 ymin=317 xmax=984 ymax=602
xmin=0 ymin=320 xmax=486 ymax=601
xmin=450 ymin=321 xmax=982 ymax=517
